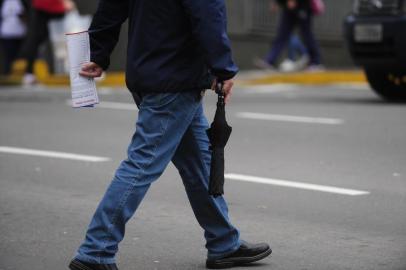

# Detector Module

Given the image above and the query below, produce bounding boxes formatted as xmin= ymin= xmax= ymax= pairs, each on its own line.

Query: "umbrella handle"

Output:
xmin=215 ymin=81 xmax=225 ymax=106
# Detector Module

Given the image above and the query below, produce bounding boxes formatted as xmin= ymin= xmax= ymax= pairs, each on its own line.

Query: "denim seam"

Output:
xmin=75 ymin=252 xmax=116 ymax=265
xmin=207 ymin=241 xmax=241 ymax=260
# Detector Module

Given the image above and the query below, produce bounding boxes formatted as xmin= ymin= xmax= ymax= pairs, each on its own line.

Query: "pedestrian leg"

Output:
xmin=19 ymin=9 xmax=50 ymax=74
xmin=298 ymin=13 xmax=321 ymax=65
xmin=265 ymin=10 xmax=295 ymax=65
xmin=288 ymin=35 xmax=307 ymax=61
xmin=75 ymin=92 xmax=202 ymax=264
xmin=0 ymin=38 xmax=23 ymax=74
xmin=172 ymin=103 xmax=241 ymax=260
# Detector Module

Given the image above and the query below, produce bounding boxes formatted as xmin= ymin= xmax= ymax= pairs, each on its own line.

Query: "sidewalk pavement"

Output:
xmin=0 ymin=60 xmax=366 ymax=87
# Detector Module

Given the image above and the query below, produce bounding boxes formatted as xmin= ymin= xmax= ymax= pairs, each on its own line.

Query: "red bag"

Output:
xmin=311 ymin=0 xmax=325 ymax=16
xmin=32 ymin=0 xmax=66 ymax=14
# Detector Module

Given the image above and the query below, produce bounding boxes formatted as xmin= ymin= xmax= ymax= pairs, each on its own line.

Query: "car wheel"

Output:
xmin=364 ymin=68 xmax=406 ymax=101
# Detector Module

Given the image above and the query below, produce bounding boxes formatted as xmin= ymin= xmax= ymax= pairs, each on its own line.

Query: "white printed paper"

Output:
xmin=66 ymin=31 xmax=99 ymax=108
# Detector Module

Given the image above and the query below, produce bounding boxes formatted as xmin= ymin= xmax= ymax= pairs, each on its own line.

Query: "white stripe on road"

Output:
xmin=225 ymin=173 xmax=370 ymax=196
xmin=241 ymin=84 xmax=297 ymax=94
xmin=66 ymin=100 xmax=138 ymax=111
xmin=237 ymin=112 xmax=344 ymax=125
xmin=0 ymin=146 xmax=110 ymax=162
xmin=0 ymin=146 xmax=369 ymax=195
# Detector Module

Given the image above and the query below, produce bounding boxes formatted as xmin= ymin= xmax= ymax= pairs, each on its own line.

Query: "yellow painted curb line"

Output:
xmin=240 ymin=71 xmax=367 ymax=85
xmin=0 ymin=60 xmax=366 ymax=87
xmin=0 ymin=60 xmax=125 ymax=87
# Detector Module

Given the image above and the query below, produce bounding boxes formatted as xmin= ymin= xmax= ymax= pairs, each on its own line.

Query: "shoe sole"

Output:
xmin=69 ymin=260 xmax=95 ymax=270
xmin=206 ymin=248 xmax=272 ymax=269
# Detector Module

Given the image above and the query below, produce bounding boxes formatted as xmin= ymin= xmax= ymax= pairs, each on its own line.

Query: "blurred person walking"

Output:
xmin=68 ymin=0 xmax=272 ymax=269
xmin=259 ymin=0 xmax=323 ymax=70
xmin=18 ymin=0 xmax=74 ymax=85
xmin=0 ymin=0 xmax=28 ymax=74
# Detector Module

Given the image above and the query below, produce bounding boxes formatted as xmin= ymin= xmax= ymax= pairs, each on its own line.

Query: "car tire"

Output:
xmin=364 ymin=68 xmax=406 ymax=101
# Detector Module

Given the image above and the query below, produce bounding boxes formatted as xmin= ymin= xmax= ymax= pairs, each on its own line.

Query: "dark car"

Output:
xmin=344 ymin=0 xmax=406 ymax=101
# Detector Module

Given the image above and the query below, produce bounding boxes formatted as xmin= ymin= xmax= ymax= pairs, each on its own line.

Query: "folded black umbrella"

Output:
xmin=206 ymin=82 xmax=232 ymax=197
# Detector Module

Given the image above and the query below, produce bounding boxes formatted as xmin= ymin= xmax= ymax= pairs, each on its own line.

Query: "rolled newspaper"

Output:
xmin=66 ymin=31 xmax=99 ymax=108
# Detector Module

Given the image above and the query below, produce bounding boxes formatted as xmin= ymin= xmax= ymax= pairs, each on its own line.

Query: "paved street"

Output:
xmin=0 ymin=83 xmax=405 ymax=270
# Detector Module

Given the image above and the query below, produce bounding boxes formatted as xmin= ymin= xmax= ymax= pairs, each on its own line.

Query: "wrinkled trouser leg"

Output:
xmin=266 ymin=10 xmax=295 ymax=65
xmin=75 ymin=92 xmax=202 ymax=264
xmin=172 ymin=104 xmax=240 ymax=260
xmin=75 ymin=92 xmax=240 ymax=264
xmin=299 ymin=13 xmax=321 ymax=65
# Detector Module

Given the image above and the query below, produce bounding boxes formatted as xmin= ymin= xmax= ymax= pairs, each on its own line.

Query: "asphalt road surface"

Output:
xmin=1 ymin=83 xmax=405 ymax=270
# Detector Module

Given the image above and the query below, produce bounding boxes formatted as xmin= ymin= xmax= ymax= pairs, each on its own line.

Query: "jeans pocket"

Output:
xmin=140 ymin=93 xmax=175 ymax=108
xmin=156 ymin=92 xmax=182 ymax=106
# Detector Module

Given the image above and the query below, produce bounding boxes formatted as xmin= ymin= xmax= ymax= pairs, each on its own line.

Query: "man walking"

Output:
xmin=69 ymin=0 xmax=271 ymax=269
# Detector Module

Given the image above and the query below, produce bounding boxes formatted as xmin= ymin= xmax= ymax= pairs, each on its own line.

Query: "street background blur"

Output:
xmin=0 ymin=0 xmax=354 ymax=74
xmin=1 ymin=1 xmax=406 ymax=270
xmin=74 ymin=0 xmax=354 ymax=70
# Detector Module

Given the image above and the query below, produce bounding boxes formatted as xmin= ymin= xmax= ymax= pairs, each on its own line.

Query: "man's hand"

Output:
xmin=79 ymin=62 xmax=103 ymax=78
xmin=63 ymin=0 xmax=76 ymax=12
xmin=287 ymin=0 xmax=297 ymax=10
xmin=269 ymin=1 xmax=279 ymax=13
xmin=211 ymin=79 xmax=234 ymax=104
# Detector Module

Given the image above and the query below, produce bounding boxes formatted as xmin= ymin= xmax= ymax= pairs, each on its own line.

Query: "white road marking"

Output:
xmin=0 ymin=146 xmax=110 ymax=162
xmin=237 ymin=112 xmax=344 ymax=125
xmin=66 ymin=100 xmax=138 ymax=111
xmin=326 ymin=83 xmax=369 ymax=91
xmin=241 ymin=84 xmax=298 ymax=94
xmin=225 ymin=173 xmax=370 ymax=196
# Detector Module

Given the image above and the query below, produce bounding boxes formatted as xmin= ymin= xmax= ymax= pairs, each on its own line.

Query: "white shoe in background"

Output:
xmin=279 ymin=59 xmax=297 ymax=72
xmin=22 ymin=73 xmax=38 ymax=86
xmin=296 ymin=55 xmax=310 ymax=70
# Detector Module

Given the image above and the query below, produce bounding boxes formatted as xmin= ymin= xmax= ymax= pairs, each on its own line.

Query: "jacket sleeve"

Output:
xmin=88 ymin=0 xmax=129 ymax=70
xmin=181 ymin=0 xmax=238 ymax=81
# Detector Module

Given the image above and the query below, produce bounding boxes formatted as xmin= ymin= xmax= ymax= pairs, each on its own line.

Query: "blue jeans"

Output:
xmin=75 ymin=91 xmax=241 ymax=264
xmin=288 ymin=35 xmax=307 ymax=61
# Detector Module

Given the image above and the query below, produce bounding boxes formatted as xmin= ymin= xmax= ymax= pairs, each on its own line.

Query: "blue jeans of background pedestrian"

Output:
xmin=288 ymin=35 xmax=307 ymax=61
xmin=75 ymin=91 xmax=241 ymax=264
xmin=266 ymin=10 xmax=321 ymax=65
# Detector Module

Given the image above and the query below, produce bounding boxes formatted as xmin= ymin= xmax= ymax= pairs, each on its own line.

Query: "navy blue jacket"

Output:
xmin=89 ymin=0 xmax=238 ymax=94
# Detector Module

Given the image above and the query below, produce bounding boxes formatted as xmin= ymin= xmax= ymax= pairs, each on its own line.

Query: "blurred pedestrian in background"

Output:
xmin=18 ymin=0 xmax=74 ymax=85
xmin=257 ymin=0 xmax=323 ymax=71
xmin=0 ymin=0 xmax=28 ymax=75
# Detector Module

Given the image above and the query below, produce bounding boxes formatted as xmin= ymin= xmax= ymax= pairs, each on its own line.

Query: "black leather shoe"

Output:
xmin=69 ymin=259 xmax=118 ymax=270
xmin=206 ymin=241 xmax=272 ymax=269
